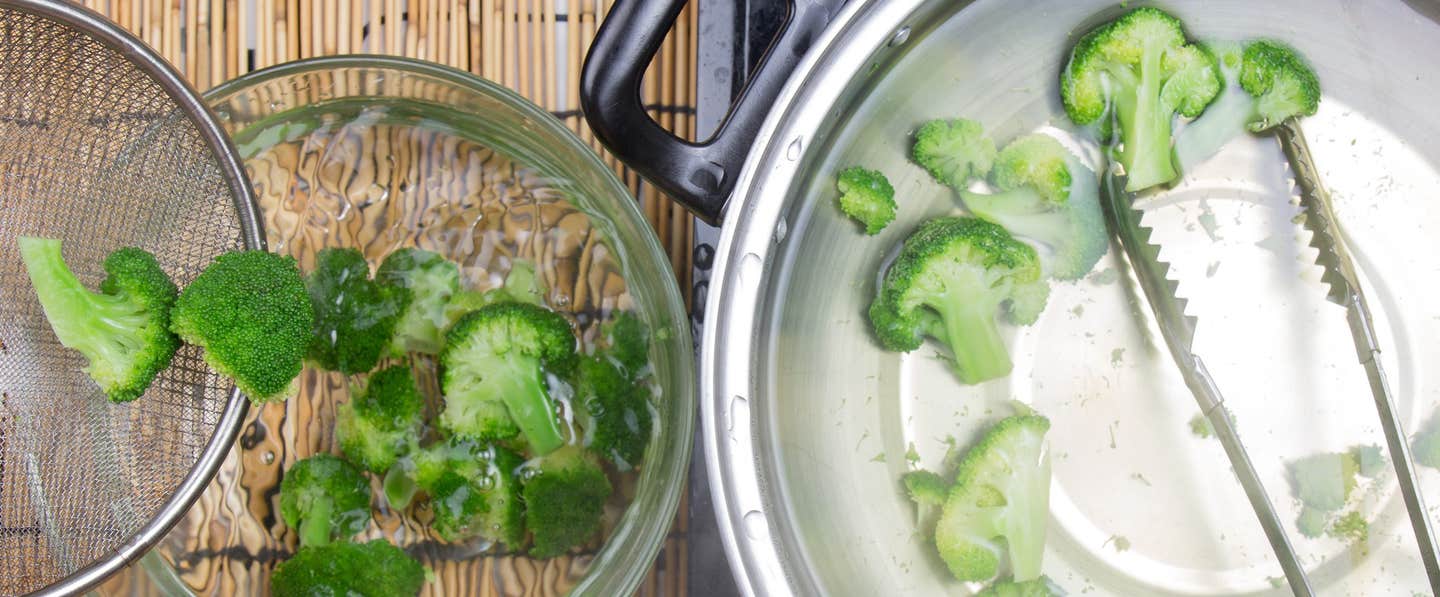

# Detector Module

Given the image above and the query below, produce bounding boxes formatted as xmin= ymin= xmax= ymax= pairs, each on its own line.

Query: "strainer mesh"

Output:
xmin=0 ymin=6 xmax=244 ymax=594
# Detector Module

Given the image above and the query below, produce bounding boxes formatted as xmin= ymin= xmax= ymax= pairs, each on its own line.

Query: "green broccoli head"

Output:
xmin=1414 ymin=428 xmax=1440 ymax=470
xmin=976 ymin=577 xmax=1063 ymax=597
xmin=170 ymin=250 xmax=314 ymax=403
xmin=912 ymin=118 xmax=996 ymax=190
xmin=991 ymin=136 xmax=1072 ymax=204
xmin=440 ymin=301 xmax=577 ymax=454
xmin=1174 ymin=40 xmax=1322 ymax=173
xmin=1239 ymin=40 xmax=1321 ymax=131
xmin=1295 ymin=506 xmax=1328 ymax=538
xmin=574 ymin=353 xmax=654 ymax=469
xmin=418 ymin=440 xmax=526 ymax=545
xmin=279 ymin=454 xmax=373 ymax=548
xmin=1328 ymin=510 xmax=1369 ymax=544
xmin=903 ymin=470 xmax=950 ymax=507
xmin=305 ymin=248 xmax=409 ymax=374
xmin=270 ymin=539 xmax=426 ymax=597
xmin=934 ymin=415 xmax=1051 ymax=582
xmin=903 ymin=469 xmax=951 ymax=528
xmin=1287 ymin=451 xmax=1359 ymax=512
xmin=376 ymin=248 xmax=462 ymax=357
xmin=522 ymin=445 xmax=613 ymax=558
xmin=492 ymin=260 xmax=546 ymax=305
xmin=1061 ymin=7 xmax=1221 ymax=191
xmin=335 ymin=365 xmax=426 ymax=474
xmin=960 ymin=135 xmax=1107 ymax=280
xmin=17 ymin=238 xmax=180 ymax=403
xmin=1350 ymin=444 xmax=1385 ymax=478
xmin=604 ymin=310 xmax=652 ymax=378
xmin=868 ymin=217 xmax=1049 ymax=385
xmin=836 ymin=166 xmax=897 ymax=235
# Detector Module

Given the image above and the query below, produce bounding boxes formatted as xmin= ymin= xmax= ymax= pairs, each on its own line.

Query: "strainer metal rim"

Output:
xmin=1 ymin=0 xmax=261 ymax=595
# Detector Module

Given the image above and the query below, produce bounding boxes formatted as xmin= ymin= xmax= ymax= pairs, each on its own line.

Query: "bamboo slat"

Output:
xmin=76 ymin=0 xmax=700 ymax=594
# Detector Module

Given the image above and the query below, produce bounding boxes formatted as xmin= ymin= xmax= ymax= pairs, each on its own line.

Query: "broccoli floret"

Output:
xmin=439 ymin=302 xmax=577 ymax=454
xmin=869 ymin=217 xmax=1049 ymax=385
xmin=836 ymin=167 xmax=897 ymax=235
xmin=1239 ymin=41 xmax=1321 ymax=131
xmin=1061 ymin=7 xmax=1221 ymax=191
xmin=976 ymin=577 xmax=1063 ymax=597
xmin=491 ymin=260 xmax=545 ymax=305
xmin=335 ymin=365 xmax=425 ymax=474
xmin=376 ymin=248 xmax=461 ymax=356
xmin=522 ymin=445 xmax=613 ymax=558
xmin=1175 ymin=40 xmax=1321 ymax=171
xmin=934 ymin=415 xmax=1051 ymax=582
xmin=443 ymin=289 xmax=492 ymax=324
xmin=959 ymin=135 xmax=1107 ymax=280
xmin=279 ymin=454 xmax=372 ymax=547
xmin=1351 ymin=444 xmax=1385 ymax=478
xmin=412 ymin=439 xmax=525 ymax=544
xmin=440 ymin=261 xmax=548 ymax=326
xmin=170 ymin=250 xmax=314 ymax=403
xmin=17 ymin=237 xmax=180 ymax=403
xmin=1288 ymin=451 xmax=1359 ymax=512
xmin=1415 ymin=428 xmax=1440 ymax=469
xmin=904 ymin=470 xmax=950 ymax=507
xmin=573 ymin=353 xmax=653 ymax=469
xmin=270 ymin=539 xmax=426 ymax=597
xmin=1296 ymin=506 xmax=1328 ymax=538
xmin=305 ymin=248 xmax=408 ymax=374
xmin=1328 ymin=510 xmax=1368 ymax=544
xmin=604 ymin=311 xmax=651 ymax=378
xmin=912 ymin=118 xmax=996 ymax=190
xmin=903 ymin=469 xmax=950 ymax=528
xmin=1188 ymin=413 xmax=1214 ymax=439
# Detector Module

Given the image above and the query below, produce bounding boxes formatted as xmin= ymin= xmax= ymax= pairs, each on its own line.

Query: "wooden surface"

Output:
xmin=74 ymin=1 xmax=699 ymax=595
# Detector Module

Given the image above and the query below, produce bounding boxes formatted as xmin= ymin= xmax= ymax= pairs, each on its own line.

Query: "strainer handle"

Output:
xmin=580 ymin=0 xmax=842 ymax=224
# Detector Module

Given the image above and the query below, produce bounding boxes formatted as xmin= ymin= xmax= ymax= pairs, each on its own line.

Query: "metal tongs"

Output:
xmin=1103 ymin=119 xmax=1440 ymax=595
xmin=1100 ymin=170 xmax=1315 ymax=596
xmin=1277 ymin=121 xmax=1440 ymax=591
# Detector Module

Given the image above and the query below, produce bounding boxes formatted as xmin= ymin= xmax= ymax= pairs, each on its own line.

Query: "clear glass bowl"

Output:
xmin=134 ymin=56 xmax=693 ymax=596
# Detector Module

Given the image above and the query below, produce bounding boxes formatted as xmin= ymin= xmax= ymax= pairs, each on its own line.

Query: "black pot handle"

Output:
xmin=581 ymin=0 xmax=842 ymax=224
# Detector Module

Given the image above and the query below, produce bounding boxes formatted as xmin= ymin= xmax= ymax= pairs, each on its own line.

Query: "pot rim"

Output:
xmin=700 ymin=0 xmax=925 ymax=594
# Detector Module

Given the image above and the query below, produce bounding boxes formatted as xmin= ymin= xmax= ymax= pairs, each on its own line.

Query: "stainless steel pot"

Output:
xmin=585 ymin=0 xmax=1440 ymax=594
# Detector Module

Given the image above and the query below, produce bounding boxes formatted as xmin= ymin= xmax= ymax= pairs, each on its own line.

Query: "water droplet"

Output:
xmin=215 ymin=111 xmax=231 ymax=121
xmin=888 ymin=27 xmax=911 ymax=47
xmin=262 ymin=452 xmax=275 ymax=464
xmin=728 ymin=394 xmax=748 ymax=432
xmin=785 ymin=137 xmax=803 ymax=161
xmin=743 ymin=510 xmax=768 ymax=540
xmin=738 ymin=253 xmax=762 ymax=289
xmin=773 ymin=218 xmax=788 ymax=243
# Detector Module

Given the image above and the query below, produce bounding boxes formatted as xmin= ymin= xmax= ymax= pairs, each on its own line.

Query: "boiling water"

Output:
xmin=769 ymin=96 xmax=1440 ymax=596
xmin=140 ymin=101 xmax=645 ymax=595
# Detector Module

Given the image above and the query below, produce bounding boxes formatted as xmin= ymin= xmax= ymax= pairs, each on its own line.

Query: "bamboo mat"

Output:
xmin=75 ymin=1 xmax=699 ymax=595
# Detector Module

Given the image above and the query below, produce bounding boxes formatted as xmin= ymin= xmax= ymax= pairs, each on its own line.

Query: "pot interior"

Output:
xmin=729 ymin=0 xmax=1440 ymax=594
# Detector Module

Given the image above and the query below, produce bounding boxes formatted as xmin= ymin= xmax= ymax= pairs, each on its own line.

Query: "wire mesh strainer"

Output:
xmin=0 ymin=1 xmax=257 ymax=594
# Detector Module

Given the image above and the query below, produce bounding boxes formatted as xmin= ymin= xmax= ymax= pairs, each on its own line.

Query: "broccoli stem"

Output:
xmin=936 ymin=297 xmax=1012 ymax=385
xmin=961 ymin=188 xmax=1072 ymax=245
xmin=1006 ymin=452 xmax=1052 ymax=581
xmin=299 ymin=499 xmax=334 ymax=547
xmin=1173 ymin=86 xmax=1256 ymax=174
xmin=1112 ymin=42 xmax=1179 ymax=192
xmin=383 ymin=465 xmax=418 ymax=510
xmin=483 ymin=354 xmax=566 ymax=455
xmin=18 ymin=237 xmax=144 ymax=364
